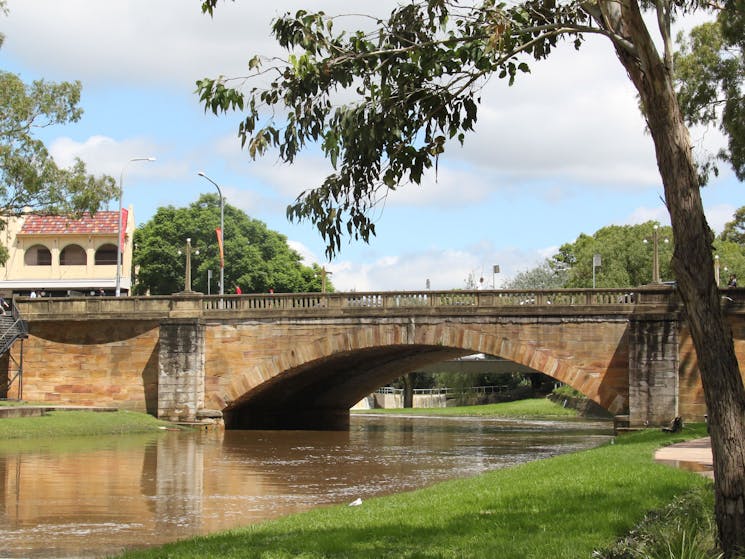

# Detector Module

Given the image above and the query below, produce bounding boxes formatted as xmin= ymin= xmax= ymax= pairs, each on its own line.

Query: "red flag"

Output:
xmin=216 ymin=227 xmax=224 ymax=267
xmin=120 ymin=208 xmax=128 ymax=253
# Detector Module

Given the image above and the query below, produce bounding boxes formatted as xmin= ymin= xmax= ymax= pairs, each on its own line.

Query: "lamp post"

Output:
xmin=184 ymin=238 xmax=194 ymax=292
xmin=178 ymin=239 xmax=199 ymax=293
xmin=116 ymin=156 xmax=155 ymax=296
xmin=715 ymin=255 xmax=721 ymax=287
xmin=643 ymin=225 xmax=669 ymax=284
xmin=197 ymin=172 xmax=224 ymax=296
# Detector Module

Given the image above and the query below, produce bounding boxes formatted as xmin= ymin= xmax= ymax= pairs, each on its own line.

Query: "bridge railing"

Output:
xmin=201 ymin=287 xmax=671 ymax=312
xmin=14 ymin=286 xmax=688 ymax=319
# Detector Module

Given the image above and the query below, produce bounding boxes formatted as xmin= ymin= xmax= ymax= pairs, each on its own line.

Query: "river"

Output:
xmin=0 ymin=414 xmax=612 ymax=558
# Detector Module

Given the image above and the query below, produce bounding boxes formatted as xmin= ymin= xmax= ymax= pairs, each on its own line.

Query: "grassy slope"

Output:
xmin=0 ymin=410 xmax=175 ymax=439
xmin=353 ymin=397 xmax=580 ymax=418
xmin=115 ymin=425 xmax=710 ymax=559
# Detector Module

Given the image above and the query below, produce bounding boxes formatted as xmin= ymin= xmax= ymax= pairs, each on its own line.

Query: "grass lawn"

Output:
xmin=0 ymin=409 xmax=178 ymax=439
xmin=353 ymin=397 xmax=581 ymax=418
xmin=114 ymin=425 xmax=712 ymax=559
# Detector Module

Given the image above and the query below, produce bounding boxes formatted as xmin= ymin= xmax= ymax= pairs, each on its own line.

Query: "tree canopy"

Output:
xmin=552 ymin=222 xmax=675 ymax=288
xmin=133 ymin=194 xmax=328 ymax=295
xmin=675 ymin=1 xmax=745 ymax=181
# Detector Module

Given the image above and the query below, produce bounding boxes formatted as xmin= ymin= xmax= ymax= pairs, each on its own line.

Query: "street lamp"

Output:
xmin=116 ymin=156 xmax=155 ymax=296
xmin=643 ymin=225 xmax=669 ymax=284
xmin=197 ymin=172 xmax=224 ymax=296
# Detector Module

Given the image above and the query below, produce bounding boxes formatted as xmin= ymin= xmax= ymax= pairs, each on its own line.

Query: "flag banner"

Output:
xmin=216 ymin=227 xmax=224 ymax=267
xmin=120 ymin=208 xmax=128 ymax=253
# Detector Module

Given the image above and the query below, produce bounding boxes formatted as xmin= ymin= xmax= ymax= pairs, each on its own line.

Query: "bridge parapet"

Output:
xmin=14 ymin=286 xmax=688 ymax=321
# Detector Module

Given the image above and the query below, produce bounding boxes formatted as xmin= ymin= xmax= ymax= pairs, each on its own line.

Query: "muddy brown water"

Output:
xmin=0 ymin=414 xmax=612 ymax=558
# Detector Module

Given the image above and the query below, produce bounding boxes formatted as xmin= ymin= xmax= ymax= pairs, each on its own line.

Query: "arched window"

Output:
xmin=24 ymin=244 xmax=52 ymax=266
xmin=60 ymin=244 xmax=87 ymax=266
xmin=95 ymin=244 xmax=119 ymax=265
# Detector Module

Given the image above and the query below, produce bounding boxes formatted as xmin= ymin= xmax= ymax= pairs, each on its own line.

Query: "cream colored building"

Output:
xmin=0 ymin=208 xmax=135 ymax=296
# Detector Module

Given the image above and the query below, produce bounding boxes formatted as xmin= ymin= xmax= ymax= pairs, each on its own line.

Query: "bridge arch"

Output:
xmin=209 ymin=318 xmax=630 ymax=429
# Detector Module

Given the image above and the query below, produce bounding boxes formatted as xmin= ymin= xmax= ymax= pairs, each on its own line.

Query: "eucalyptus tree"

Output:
xmin=133 ymin=194 xmax=327 ymax=295
xmin=675 ymin=3 xmax=745 ymax=181
xmin=197 ymin=0 xmax=745 ymax=552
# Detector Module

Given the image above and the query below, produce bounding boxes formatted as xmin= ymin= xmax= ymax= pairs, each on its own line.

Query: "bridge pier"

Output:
xmin=223 ymin=406 xmax=350 ymax=430
xmin=157 ymin=319 xmax=205 ymax=422
xmin=627 ymin=318 xmax=679 ymax=427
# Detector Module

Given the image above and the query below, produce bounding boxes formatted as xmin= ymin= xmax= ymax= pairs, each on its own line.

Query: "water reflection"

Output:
xmin=0 ymin=415 xmax=611 ymax=558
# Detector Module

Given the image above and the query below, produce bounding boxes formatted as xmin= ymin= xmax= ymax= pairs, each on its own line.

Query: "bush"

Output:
xmin=593 ymin=485 xmax=722 ymax=559
xmin=552 ymin=384 xmax=585 ymax=398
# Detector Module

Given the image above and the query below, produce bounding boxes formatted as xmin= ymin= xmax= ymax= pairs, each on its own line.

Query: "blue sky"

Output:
xmin=3 ymin=1 xmax=743 ymax=291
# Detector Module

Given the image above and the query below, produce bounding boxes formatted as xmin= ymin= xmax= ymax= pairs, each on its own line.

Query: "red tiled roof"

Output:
xmin=19 ymin=212 xmax=121 ymax=235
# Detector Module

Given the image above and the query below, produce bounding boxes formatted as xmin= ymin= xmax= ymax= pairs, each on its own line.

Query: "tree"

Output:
xmin=133 ymin=194 xmax=328 ymax=295
xmin=715 ymin=207 xmax=745 ymax=286
xmin=553 ymin=222 xmax=674 ymax=288
xmin=503 ymin=261 xmax=568 ymax=290
xmin=720 ymin=206 xmax=745 ymax=246
xmin=675 ymin=4 xmax=745 ymax=181
xmin=198 ymin=1 xmax=745 ymax=553
xmin=713 ymin=239 xmax=745 ymax=287
xmin=0 ymin=4 xmax=118 ymax=265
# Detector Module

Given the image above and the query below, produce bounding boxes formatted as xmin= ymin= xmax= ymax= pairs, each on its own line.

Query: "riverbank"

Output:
xmin=0 ymin=398 xmax=576 ymax=439
xmin=113 ymin=425 xmax=713 ymax=559
xmin=353 ymin=396 xmax=581 ymax=418
xmin=0 ymin=408 xmax=178 ymax=438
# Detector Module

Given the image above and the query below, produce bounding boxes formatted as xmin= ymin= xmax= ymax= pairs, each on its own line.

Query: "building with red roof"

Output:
xmin=0 ymin=207 xmax=135 ymax=297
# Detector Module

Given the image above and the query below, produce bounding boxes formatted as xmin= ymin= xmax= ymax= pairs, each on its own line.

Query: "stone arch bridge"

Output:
xmin=6 ymin=286 xmax=745 ymax=429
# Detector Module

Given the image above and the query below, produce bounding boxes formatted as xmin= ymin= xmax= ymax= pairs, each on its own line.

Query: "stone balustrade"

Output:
xmin=13 ymin=285 xmax=698 ymax=321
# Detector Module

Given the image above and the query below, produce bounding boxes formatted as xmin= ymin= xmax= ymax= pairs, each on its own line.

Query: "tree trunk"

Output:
xmin=605 ymin=2 xmax=745 ymax=555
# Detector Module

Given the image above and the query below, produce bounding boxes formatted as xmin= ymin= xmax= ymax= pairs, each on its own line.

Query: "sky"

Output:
xmin=2 ymin=1 xmax=743 ymax=292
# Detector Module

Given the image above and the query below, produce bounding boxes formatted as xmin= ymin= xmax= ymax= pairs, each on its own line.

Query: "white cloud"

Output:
xmin=706 ymin=204 xmax=737 ymax=234
xmin=4 ymin=0 xmax=400 ymax=87
xmin=625 ymin=204 xmax=671 ymax=227
xmin=319 ymin=243 xmax=548 ymax=292
xmin=48 ymin=135 xmax=184 ymax=180
xmin=625 ymin=201 xmax=736 ymax=235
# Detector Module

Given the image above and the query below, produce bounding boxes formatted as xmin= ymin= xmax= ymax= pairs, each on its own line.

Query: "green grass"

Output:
xmin=113 ymin=425 xmax=712 ymax=559
xmin=0 ymin=410 xmax=179 ymax=439
xmin=354 ymin=397 xmax=580 ymax=418
xmin=0 ymin=399 xmax=36 ymax=406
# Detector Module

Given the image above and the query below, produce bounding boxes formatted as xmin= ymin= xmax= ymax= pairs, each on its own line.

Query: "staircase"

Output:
xmin=0 ymin=301 xmax=28 ymax=399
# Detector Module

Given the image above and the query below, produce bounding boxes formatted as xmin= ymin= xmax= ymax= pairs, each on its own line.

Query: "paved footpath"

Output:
xmin=654 ymin=437 xmax=713 ymax=479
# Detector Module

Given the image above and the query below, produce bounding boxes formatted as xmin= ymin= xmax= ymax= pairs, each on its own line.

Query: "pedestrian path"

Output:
xmin=654 ymin=437 xmax=713 ymax=479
